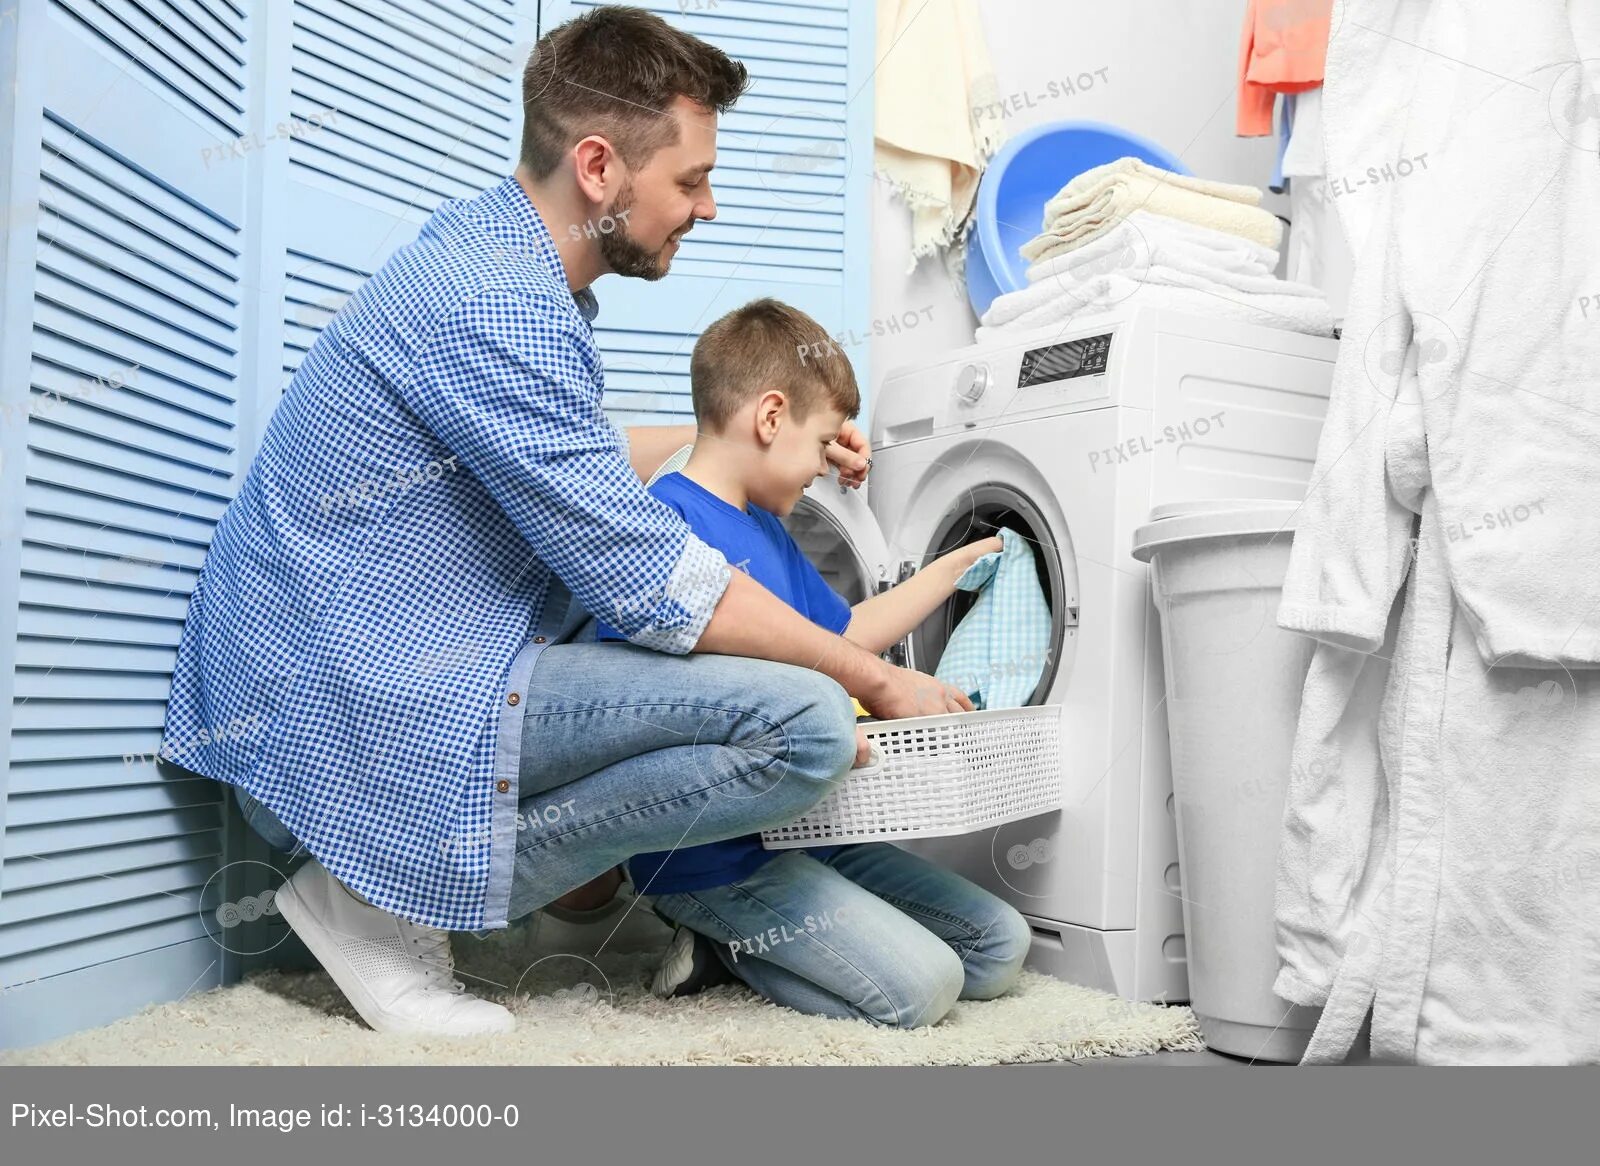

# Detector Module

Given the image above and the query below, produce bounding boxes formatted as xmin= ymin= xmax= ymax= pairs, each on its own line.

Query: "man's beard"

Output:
xmin=598 ymin=183 xmax=689 ymax=281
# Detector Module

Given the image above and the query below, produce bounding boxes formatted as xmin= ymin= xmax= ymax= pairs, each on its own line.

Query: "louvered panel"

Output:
xmin=21 ymin=512 xmax=204 ymax=574
xmin=16 ymin=572 xmax=194 ymax=626
xmin=288 ymin=58 xmax=507 ymax=174
xmin=0 ymin=855 xmax=219 ymax=927
xmin=31 ymin=337 xmax=235 ymax=440
xmin=24 ymin=401 xmax=234 ymax=484
xmin=26 ymin=420 xmax=236 ymax=501
xmin=288 ymin=0 xmax=522 ymax=214
xmin=25 ymin=452 xmax=232 ymax=531
xmin=3 ymin=28 xmax=246 ymax=1030
xmin=0 ymin=915 xmax=217 ymax=989
xmin=12 ymin=754 xmax=190 ymax=790
xmin=11 ymin=756 xmax=189 ymax=798
xmin=282 ymin=251 xmax=371 ymax=387
xmin=13 ymin=638 xmax=178 ymax=678
xmin=1 ymin=834 xmax=216 ymax=892
xmin=564 ymin=1 xmax=848 ymax=283
xmin=8 ymin=725 xmax=176 ymax=765
xmin=33 ymin=262 xmax=237 ymax=369
xmin=12 ymin=697 xmax=170 ymax=734
xmin=6 ymin=780 xmax=223 ymax=830
xmin=15 ymin=667 xmax=177 ymax=704
xmin=48 ymin=0 xmax=248 ymax=135
xmin=0 ymin=886 xmax=212 ymax=972
xmin=14 ymin=607 xmax=189 ymax=650
xmin=596 ymin=328 xmax=694 ymax=426
xmin=3 ymin=806 xmax=221 ymax=863
xmin=42 ymin=125 xmax=240 ymax=302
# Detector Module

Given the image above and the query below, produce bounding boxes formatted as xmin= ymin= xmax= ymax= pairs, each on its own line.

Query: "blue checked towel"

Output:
xmin=934 ymin=527 xmax=1051 ymax=709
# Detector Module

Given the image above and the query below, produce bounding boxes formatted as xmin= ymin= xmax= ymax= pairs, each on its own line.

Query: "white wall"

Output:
xmin=869 ymin=0 xmax=1287 ymax=400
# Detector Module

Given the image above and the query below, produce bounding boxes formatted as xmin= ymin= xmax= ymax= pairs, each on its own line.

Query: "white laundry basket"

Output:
xmin=760 ymin=705 xmax=1062 ymax=849
xmin=1131 ymin=501 xmax=1324 ymax=1063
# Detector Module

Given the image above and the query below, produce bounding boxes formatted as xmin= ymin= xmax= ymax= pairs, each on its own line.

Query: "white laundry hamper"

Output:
xmin=760 ymin=705 xmax=1063 ymax=849
xmin=1131 ymin=501 xmax=1324 ymax=1063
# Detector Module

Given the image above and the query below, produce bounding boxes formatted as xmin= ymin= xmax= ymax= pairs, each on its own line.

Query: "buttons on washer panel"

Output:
xmin=954 ymin=362 xmax=990 ymax=403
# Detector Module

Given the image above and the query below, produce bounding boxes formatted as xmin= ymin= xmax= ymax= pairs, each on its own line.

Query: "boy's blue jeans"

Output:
xmin=235 ymin=641 xmax=859 ymax=922
xmin=650 ymin=844 xmax=1032 ymax=1028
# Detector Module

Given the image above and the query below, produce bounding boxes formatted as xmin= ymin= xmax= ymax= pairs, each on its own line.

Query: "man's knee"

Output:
xmin=770 ymin=667 xmax=857 ymax=788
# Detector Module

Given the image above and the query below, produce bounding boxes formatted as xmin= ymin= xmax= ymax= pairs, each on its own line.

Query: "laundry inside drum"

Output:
xmin=911 ymin=485 xmax=1071 ymax=707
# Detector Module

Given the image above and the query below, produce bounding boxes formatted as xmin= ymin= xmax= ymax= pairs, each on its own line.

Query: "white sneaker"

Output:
xmin=274 ymin=858 xmax=514 ymax=1036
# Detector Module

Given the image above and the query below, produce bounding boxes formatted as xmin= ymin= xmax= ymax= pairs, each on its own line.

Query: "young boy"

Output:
xmin=592 ymin=299 xmax=1033 ymax=1029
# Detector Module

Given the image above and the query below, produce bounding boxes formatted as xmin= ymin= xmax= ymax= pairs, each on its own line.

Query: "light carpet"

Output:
xmin=4 ymin=925 xmax=1205 ymax=1066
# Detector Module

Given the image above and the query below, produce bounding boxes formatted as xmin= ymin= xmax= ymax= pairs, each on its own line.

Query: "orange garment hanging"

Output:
xmin=1237 ymin=0 xmax=1334 ymax=136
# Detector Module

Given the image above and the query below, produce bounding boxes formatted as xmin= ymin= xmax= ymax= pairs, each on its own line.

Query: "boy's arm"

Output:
xmin=842 ymin=537 xmax=1004 ymax=655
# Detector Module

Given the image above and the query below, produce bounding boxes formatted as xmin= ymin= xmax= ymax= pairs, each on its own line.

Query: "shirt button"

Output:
xmin=496 ymin=779 xmax=510 ymax=793
xmin=507 ymin=692 xmax=520 ymax=706
xmin=533 ymin=635 xmax=546 ymax=644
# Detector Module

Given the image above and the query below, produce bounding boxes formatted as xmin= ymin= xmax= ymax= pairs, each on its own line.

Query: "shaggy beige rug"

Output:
xmin=4 ymin=923 xmax=1204 ymax=1066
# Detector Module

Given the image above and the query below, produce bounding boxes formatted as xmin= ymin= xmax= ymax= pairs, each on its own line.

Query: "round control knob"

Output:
xmin=955 ymin=362 xmax=990 ymax=402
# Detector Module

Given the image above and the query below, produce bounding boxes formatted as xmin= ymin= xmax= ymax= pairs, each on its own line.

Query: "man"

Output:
xmin=161 ymin=6 xmax=971 ymax=1036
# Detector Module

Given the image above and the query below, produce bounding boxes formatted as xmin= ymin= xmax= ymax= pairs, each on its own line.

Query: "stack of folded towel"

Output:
xmin=976 ymin=158 xmax=1336 ymax=340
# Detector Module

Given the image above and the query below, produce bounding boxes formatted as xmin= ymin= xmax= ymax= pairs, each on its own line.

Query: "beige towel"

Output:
xmin=1053 ymin=157 xmax=1264 ymax=210
xmin=1022 ymin=163 xmax=1282 ymax=263
xmin=874 ymin=0 xmax=1003 ymax=267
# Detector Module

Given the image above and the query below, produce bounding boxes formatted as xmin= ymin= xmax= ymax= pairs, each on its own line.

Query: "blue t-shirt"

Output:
xmin=595 ymin=472 xmax=851 ymax=894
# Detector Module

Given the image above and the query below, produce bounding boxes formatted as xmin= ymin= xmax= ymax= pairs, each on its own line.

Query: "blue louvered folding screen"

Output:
xmin=0 ymin=0 xmax=872 ymax=1053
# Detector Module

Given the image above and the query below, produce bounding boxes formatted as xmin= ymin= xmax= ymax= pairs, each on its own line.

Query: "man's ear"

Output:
xmin=571 ymin=134 xmax=619 ymax=205
xmin=754 ymin=389 xmax=788 ymax=446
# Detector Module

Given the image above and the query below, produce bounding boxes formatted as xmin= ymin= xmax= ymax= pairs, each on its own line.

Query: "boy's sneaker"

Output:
xmin=650 ymin=924 xmax=740 ymax=999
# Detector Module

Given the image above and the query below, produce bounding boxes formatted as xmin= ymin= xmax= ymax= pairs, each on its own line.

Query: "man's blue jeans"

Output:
xmin=651 ymin=845 xmax=1032 ymax=1028
xmin=236 ymin=641 xmax=858 ymax=924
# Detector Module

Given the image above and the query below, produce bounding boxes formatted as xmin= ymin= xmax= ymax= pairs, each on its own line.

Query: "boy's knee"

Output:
xmin=964 ymin=905 xmax=1034 ymax=1000
xmin=883 ymin=945 xmax=964 ymax=1029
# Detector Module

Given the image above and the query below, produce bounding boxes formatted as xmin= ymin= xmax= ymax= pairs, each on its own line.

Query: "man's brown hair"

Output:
xmin=691 ymin=299 xmax=861 ymax=432
xmin=521 ymin=6 xmax=749 ymax=179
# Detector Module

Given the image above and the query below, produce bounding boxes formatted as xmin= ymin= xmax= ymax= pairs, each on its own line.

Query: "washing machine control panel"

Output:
xmin=1017 ymin=332 xmax=1113 ymax=388
xmin=954 ymin=362 xmax=990 ymax=402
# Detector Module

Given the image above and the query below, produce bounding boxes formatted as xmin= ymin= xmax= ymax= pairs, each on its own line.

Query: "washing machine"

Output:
xmin=781 ymin=306 xmax=1337 ymax=1002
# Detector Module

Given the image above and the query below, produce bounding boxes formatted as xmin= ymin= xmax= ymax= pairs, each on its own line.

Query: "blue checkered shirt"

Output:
xmin=163 ymin=177 xmax=732 ymax=929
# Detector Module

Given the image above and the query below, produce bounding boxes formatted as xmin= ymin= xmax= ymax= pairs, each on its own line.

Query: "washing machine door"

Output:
xmin=780 ymin=480 xmax=906 ymax=660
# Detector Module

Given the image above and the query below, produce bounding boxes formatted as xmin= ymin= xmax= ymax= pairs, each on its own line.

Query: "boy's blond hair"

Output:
xmin=690 ymin=298 xmax=860 ymax=432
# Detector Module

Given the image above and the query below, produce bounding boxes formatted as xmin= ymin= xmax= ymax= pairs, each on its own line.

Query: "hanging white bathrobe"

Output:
xmin=1272 ymin=0 xmax=1600 ymax=1063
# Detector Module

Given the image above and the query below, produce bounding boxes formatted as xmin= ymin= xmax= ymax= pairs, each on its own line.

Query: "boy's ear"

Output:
xmin=754 ymin=388 xmax=788 ymax=445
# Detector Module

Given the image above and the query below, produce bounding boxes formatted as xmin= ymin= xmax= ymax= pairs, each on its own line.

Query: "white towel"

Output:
xmin=975 ymin=277 xmax=1336 ymax=342
xmin=1021 ymin=162 xmax=1284 ymax=262
xmin=995 ymin=225 xmax=1316 ymax=319
xmin=874 ymin=0 xmax=1003 ymax=267
xmin=1024 ymin=210 xmax=1282 ymax=282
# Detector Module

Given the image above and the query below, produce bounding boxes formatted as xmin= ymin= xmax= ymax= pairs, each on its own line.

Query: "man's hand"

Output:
xmin=859 ymin=663 xmax=974 ymax=720
xmin=827 ymin=421 xmax=872 ymax=490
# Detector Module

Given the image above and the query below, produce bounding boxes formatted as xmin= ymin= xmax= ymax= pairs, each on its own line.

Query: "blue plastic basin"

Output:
xmin=967 ymin=121 xmax=1191 ymax=319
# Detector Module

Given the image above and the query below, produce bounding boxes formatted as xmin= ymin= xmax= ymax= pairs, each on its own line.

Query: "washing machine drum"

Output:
xmin=782 ymin=483 xmax=1073 ymax=706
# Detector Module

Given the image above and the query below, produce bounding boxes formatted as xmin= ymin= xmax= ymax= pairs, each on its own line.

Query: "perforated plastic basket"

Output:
xmin=760 ymin=705 xmax=1063 ymax=849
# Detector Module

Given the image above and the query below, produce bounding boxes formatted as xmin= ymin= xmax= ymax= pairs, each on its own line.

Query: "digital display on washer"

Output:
xmin=1016 ymin=333 xmax=1112 ymax=388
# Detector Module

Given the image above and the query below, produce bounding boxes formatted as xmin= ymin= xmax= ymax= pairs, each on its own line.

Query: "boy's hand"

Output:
xmin=964 ymin=535 xmax=1004 ymax=567
xmin=827 ymin=421 xmax=872 ymax=489
xmin=861 ymin=663 xmax=974 ymax=720
xmin=853 ymin=725 xmax=873 ymax=768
